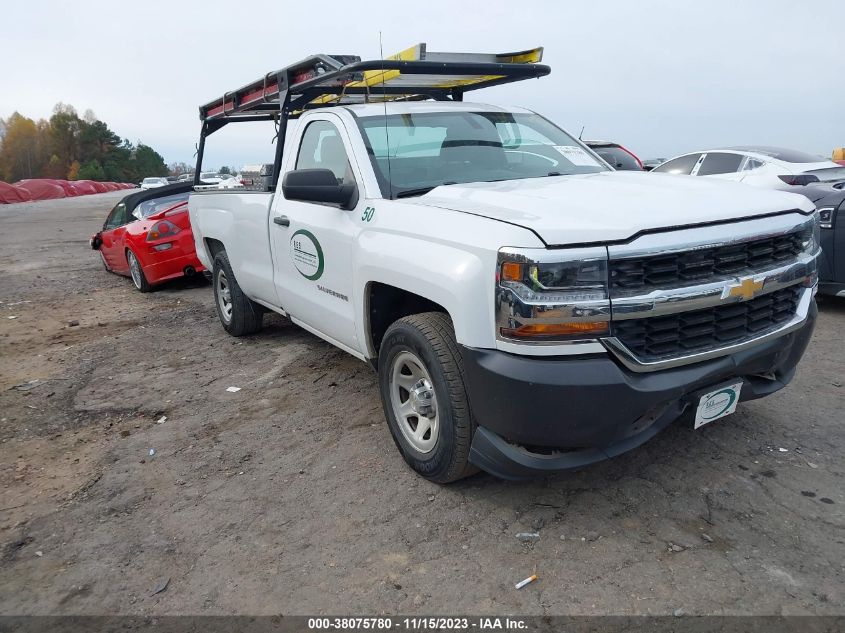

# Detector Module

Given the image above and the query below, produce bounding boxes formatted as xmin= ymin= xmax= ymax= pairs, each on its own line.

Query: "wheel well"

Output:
xmin=367 ymin=282 xmax=448 ymax=355
xmin=205 ymin=238 xmax=225 ymax=260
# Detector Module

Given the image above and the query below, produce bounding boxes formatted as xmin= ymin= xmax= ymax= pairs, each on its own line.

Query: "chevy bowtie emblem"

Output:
xmin=723 ymin=277 xmax=765 ymax=301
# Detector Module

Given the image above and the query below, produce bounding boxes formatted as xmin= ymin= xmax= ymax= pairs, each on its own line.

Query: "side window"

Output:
xmin=295 ymin=120 xmax=355 ymax=184
xmin=743 ymin=158 xmax=765 ymax=171
xmin=104 ymin=203 xmax=129 ymax=229
xmin=652 ymin=153 xmax=703 ymax=175
xmin=697 ymin=152 xmax=744 ymax=176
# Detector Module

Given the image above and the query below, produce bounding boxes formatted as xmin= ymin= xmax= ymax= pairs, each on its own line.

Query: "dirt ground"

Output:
xmin=0 ymin=193 xmax=843 ymax=616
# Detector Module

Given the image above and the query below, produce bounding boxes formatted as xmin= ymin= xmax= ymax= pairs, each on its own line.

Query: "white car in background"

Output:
xmin=652 ymin=146 xmax=845 ymax=190
xmin=198 ymin=172 xmax=223 ymax=186
xmin=217 ymin=174 xmax=244 ymax=189
xmin=195 ymin=172 xmax=244 ymax=190
xmin=140 ymin=177 xmax=168 ymax=190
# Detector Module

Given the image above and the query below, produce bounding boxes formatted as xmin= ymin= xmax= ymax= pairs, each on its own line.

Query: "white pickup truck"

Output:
xmin=189 ymin=47 xmax=820 ymax=482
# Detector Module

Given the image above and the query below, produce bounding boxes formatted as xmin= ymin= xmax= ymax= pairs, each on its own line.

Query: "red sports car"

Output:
xmin=90 ymin=184 xmax=205 ymax=292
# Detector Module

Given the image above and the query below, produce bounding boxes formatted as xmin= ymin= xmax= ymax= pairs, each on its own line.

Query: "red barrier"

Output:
xmin=73 ymin=180 xmax=99 ymax=195
xmin=0 ymin=181 xmax=34 ymax=204
xmin=13 ymin=179 xmax=66 ymax=200
xmin=53 ymin=180 xmax=81 ymax=197
xmin=90 ymin=181 xmax=108 ymax=193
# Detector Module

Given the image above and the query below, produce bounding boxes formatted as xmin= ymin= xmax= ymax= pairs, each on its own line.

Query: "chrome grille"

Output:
xmin=604 ymin=213 xmax=819 ymax=371
xmin=612 ymin=286 xmax=802 ymax=362
xmin=610 ymin=230 xmax=807 ymax=292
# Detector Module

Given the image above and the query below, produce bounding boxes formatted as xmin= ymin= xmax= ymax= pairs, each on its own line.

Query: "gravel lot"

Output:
xmin=1 ymin=193 xmax=843 ymax=616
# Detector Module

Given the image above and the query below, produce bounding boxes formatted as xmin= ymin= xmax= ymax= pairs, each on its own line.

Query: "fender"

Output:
xmin=355 ymin=232 xmax=493 ymax=357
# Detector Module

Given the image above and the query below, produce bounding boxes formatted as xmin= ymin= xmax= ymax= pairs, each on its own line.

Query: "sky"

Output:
xmin=1 ymin=0 xmax=842 ymax=171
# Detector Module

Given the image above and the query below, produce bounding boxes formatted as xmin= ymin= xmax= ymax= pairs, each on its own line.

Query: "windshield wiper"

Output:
xmin=395 ymin=182 xmax=457 ymax=199
xmin=396 ymin=186 xmax=438 ymax=199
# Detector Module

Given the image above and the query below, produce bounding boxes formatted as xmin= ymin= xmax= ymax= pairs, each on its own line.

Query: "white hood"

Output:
xmin=406 ymin=171 xmax=815 ymax=245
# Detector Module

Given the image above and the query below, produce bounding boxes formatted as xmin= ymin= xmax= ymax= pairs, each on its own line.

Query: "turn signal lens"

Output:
xmin=501 ymin=262 xmax=523 ymax=281
xmin=500 ymin=322 xmax=609 ymax=339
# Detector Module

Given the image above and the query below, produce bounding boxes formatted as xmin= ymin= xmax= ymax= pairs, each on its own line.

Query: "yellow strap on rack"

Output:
xmin=309 ymin=43 xmax=541 ymax=106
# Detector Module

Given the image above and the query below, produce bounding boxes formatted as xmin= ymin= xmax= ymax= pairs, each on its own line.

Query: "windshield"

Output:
xmin=356 ymin=111 xmax=607 ymax=198
xmin=133 ymin=193 xmax=190 ymax=220
xmin=142 ymin=178 xmax=160 ymax=184
xmin=200 ymin=172 xmax=219 ymax=180
xmin=591 ymin=145 xmax=641 ymax=170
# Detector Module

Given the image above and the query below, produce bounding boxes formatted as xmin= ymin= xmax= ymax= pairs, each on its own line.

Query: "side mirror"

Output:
xmin=282 ymin=169 xmax=358 ymax=210
xmin=90 ymin=232 xmax=103 ymax=250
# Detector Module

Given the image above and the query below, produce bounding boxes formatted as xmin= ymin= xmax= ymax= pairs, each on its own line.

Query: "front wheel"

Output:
xmin=127 ymin=249 xmax=152 ymax=292
xmin=212 ymin=250 xmax=263 ymax=336
xmin=378 ymin=312 xmax=478 ymax=483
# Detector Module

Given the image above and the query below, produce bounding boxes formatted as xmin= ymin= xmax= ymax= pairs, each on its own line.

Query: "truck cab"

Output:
xmin=188 ymin=45 xmax=820 ymax=482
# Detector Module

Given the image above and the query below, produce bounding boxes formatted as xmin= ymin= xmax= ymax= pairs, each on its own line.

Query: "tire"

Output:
xmin=212 ymin=250 xmax=263 ymax=336
xmin=378 ymin=312 xmax=478 ymax=483
xmin=126 ymin=249 xmax=152 ymax=293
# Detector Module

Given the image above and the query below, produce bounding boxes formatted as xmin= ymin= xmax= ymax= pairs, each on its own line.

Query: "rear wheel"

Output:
xmin=126 ymin=250 xmax=152 ymax=293
xmin=378 ymin=312 xmax=478 ymax=483
xmin=212 ymin=250 xmax=263 ymax=336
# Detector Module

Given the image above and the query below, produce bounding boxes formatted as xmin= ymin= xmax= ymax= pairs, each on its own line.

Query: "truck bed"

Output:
xmin=189 ymin=191 xmax=280 ymax=307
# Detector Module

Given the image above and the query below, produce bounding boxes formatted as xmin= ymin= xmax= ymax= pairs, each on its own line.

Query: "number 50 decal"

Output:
xmin=361 ymin=206 xmax=375 ymax=222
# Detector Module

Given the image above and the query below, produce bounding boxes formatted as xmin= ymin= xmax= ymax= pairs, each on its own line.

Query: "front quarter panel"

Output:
xmin=353 ymin=200 xmax=543 ymax=356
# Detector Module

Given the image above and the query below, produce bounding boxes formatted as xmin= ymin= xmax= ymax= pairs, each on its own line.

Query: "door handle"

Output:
xmin=273 ymin=215 xmax=290 ymax=227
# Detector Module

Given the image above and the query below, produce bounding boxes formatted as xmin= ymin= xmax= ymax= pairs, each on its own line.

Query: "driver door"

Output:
xmin=269 ymin=114 xmax=365 ymax=353
xmin=100 ymin=202 xmax=132 ymax=272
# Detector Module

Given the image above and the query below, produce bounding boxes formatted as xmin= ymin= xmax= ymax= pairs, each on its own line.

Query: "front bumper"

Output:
xmin=462 ymin=301 xmax=817 ymax=480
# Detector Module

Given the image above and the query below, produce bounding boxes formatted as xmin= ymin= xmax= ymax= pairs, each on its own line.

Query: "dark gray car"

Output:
xmin=794 ymin=181 xmax=845 ymax=296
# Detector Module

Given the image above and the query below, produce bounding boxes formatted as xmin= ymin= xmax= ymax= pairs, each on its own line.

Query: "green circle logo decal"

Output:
xmin=701 ymin=388 xmax=737 ymax=421
xmin=290 ymin=229 xmax=324 ymax=281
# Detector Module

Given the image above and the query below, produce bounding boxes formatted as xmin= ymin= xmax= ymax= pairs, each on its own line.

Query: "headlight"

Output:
xmin=796 ymin=212 xmax=821 ymax=254
xmin=496 ymin=247 xmax=610 ymax=342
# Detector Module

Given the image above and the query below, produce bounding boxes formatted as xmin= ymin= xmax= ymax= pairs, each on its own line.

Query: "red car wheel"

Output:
xmin=127 ymin=250 xmax=152 ymax=293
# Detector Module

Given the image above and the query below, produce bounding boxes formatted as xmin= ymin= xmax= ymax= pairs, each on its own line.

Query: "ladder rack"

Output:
xmin=193 ymin=44 xmax=549 ymax=187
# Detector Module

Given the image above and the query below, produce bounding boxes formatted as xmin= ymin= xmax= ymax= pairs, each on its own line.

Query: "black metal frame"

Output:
xmin=193 ymin=57 xmax=551 ymax=188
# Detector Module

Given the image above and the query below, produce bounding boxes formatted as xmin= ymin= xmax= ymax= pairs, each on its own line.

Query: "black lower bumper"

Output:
xmin=819 ymin=281 xmax=845 ymax=297
xmin=462 ymin=303 xmax=817 ymax=480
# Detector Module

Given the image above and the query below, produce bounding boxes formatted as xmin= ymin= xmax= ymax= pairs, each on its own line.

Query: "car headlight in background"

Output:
xmin=496 ymin=247 xmax=610 ymax=342
xmin=817 ymin=207 xmax=835 ymax=230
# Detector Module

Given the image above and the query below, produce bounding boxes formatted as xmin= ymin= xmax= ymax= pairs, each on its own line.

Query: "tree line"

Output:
xmin=0 ymin=104 xmax=168 ymax=183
